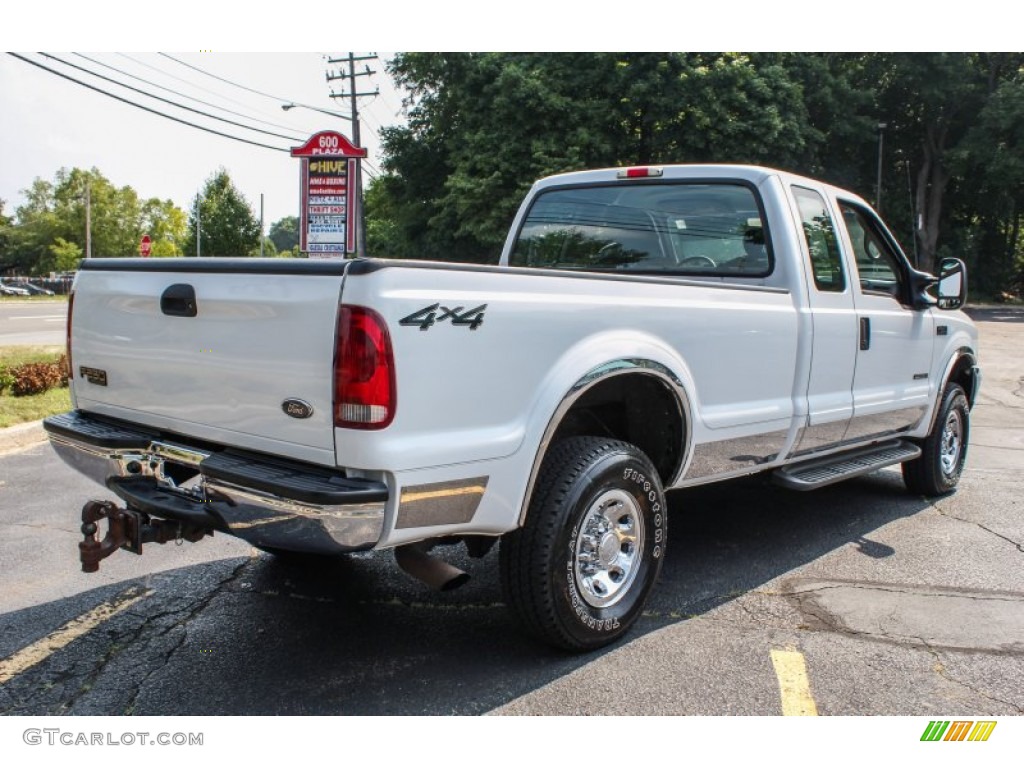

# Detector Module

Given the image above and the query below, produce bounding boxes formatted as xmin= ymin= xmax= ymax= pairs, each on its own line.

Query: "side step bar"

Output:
xmin=772 ymin=439 xmax=921 ymax=491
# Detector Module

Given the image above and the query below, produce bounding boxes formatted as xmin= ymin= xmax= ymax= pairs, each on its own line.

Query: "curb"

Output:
xmin=0 ymin=419 xmax=47 ymax=454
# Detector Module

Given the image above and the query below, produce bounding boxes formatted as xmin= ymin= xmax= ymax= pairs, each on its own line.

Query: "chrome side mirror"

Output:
xmin=936 ymin=257 xmax=967 ymax=310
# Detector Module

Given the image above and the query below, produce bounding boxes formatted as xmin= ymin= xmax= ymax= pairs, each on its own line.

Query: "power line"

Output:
xmin=8 ymin=53 xmax=291 ymax=153
xmin=159 ymin=52 xmax=297 ymax=104
xmin=75 ymin=53 xmax=305 ymax=134
xmin=40 ymin=53 xmax=304 ymax=143
xmin=118 ymin=53 xmax=280 ymax=115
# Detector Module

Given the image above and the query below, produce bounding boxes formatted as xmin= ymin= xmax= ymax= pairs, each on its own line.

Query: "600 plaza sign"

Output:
xmin=290 ymin=131 xmax=367 ymax=258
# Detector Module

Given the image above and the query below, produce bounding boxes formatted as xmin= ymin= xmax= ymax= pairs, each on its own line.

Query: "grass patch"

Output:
xmin=0 ymin=386 xmax=70 ymax=428
xmin=0 ymin=345 xmax=65 ymax=368
xmin=0 ymin=345 xmax=69 ymax=428
xmin=0 ymin=294 xmax=69 ymax=302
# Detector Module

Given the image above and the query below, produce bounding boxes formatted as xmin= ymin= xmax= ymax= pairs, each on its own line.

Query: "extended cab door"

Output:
xmin=835 ymin=199 xmax=934 ymax=441
xmin=790 ymin=185 xmax=859 ymax=453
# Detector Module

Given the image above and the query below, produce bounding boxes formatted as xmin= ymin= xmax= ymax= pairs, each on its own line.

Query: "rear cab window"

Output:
xmin=509 ymin=182 xmax=772 ymax=278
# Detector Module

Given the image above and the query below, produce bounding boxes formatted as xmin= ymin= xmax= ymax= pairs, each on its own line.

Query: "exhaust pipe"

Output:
xmin=394 ymin=542 xmax=470 ymax=591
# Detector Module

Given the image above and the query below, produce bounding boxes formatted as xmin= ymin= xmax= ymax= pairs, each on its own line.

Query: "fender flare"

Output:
xmin=516 ymin=357 xmax=694 ymax=526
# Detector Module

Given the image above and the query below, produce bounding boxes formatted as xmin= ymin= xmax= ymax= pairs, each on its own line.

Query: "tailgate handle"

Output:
xmin=161 ymin=284 xmax=198 ymax=317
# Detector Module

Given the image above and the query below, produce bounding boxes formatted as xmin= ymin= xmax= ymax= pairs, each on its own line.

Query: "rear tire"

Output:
xmin=902 ymin=383 xmax=970 ymax=496
xmin=500 ymin=436 xmax=666 ymax=651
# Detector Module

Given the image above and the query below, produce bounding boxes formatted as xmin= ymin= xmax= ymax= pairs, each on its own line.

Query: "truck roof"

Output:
xmin=533 ymin=164 xmax=871 ymax=207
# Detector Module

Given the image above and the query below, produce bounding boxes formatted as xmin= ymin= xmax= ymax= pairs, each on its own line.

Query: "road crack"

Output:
xmin=918 ymin=636 xmax=1024 ymax=714
xmin=120 ymin=556 xmax=253 ymax=715
xmin=931 ymin=502 xmax=1024 ymax=554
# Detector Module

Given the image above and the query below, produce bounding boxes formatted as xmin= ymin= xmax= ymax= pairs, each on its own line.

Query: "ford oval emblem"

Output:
xmin=282 ymin=399 xmax=314 ymax=419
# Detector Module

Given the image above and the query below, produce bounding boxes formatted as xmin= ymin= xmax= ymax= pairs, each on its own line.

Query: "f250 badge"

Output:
xmin=399 ymin=303 xmax=487 ymax=331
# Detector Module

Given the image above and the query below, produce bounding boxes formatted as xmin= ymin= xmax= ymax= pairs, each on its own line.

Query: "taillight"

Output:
xmin=66 ymin=289 xmax=74 ymax=381
xmin=334 ymin=305 xmax=396 ymax=429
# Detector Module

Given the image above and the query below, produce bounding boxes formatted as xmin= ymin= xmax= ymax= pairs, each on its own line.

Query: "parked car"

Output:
xmin=23 ymin=283 xmax=56 ymax=296
xmin=0 ymin=281 xmax=31 ymax=296
xmin=45 ymin=164 xmax=978 ymax=651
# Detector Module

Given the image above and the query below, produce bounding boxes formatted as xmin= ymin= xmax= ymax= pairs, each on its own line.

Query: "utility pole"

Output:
xmin=326 ymin=53 xmax=379 ymax=259
xmin=260 ymin=193 xmax=265 ymax=258
xmin=84 ymin=180 xmax=91 ymax=259
xmin=195 ymin=196 xmax=202 ymax=258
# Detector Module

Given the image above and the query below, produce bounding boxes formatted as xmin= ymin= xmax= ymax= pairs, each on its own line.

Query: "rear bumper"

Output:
xmin=44 ymin=410 xmax=387 ymax=554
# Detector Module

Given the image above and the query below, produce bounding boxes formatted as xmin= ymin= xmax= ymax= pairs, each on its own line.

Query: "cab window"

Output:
xmin=792 ymin=186 xmax=844 ymax=292
xmin=838 ymin=201 xmax=905 ymax=299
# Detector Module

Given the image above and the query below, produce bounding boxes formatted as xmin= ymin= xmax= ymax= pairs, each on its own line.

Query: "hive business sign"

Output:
xmin=290 ymin=131 xmax=367 ymax=259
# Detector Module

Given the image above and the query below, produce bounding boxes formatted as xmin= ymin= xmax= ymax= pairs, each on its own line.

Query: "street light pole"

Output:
xmin=876 ymin=122 xmax=888 ymax=213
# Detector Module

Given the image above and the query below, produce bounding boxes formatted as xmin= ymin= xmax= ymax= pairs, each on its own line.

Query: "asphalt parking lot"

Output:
xmin=0 ymin=307 xmax=1021 ymax=715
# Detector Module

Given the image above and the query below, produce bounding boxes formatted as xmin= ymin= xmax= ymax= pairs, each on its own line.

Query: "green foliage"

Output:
xmin=0 ymin=167 xmax=188 ymax=273
xmin=268 ymin=216 xmax=299 ymax=252
xmin=46 ymin=237 xmax=82 ymax=274
xmin=182 ymin=168 xmax=261 ymax=257
xmin=370 ymin=52 xmax=1024 ymax=293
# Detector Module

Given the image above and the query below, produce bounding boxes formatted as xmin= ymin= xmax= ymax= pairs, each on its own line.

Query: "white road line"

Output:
xmin=9 ymin=315 xmax=65 ymax=320
xmin=0 ymin=587 xmax=151 ymax=684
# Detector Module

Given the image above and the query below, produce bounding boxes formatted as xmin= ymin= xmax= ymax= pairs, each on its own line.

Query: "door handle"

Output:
xmin=160 ymin=284 xmax=197 ymax=317
xmin=859 ymin=317 xmax=871 ymax=350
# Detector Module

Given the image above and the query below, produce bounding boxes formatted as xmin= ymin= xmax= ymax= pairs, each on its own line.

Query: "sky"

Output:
xmin=0 ymin=52 xmax=406 ymax=231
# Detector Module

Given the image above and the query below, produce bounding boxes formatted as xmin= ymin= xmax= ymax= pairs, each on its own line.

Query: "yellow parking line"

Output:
xmin=770 ymin=648 xmax=819 ymax=716
xmin=0 ymin=587 xmax=151 ymax=684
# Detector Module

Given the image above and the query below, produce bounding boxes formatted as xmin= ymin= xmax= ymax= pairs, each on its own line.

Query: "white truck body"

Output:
xmin=47 ymin=165 xmax=980 ymax=650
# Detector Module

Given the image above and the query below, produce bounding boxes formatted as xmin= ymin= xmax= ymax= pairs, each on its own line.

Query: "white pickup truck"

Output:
xmin=46 ymin=164 xmax=979 ymax=650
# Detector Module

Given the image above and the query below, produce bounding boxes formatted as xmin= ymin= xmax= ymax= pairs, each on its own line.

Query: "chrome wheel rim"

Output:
xmin=940 ymin=410 xmax=963 ymax=477
xmin=573 ymin=489 xmax=644 ymax=608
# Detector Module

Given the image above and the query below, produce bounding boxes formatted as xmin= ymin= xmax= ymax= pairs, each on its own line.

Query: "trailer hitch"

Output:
xmin=79 ymin=499 xmax=212 ymax=573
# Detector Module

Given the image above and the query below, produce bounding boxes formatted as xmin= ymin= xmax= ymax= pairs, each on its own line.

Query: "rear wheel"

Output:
xmin=500 ymin=436 xmax=666 ymax=651
xmin=902 ymin=383 xmax=970 ymax=496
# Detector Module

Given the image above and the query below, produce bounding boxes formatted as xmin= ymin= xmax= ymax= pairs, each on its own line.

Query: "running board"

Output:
xmin=772 ymin=440 xmax=921 ymax=491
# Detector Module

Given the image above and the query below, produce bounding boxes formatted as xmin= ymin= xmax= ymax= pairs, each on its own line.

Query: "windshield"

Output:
xmin=510 ymin=182 xmax=771 ymax=277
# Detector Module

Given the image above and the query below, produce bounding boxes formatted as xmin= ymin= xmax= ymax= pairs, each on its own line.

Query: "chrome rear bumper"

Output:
xmin=45 ymin=411 xmax=386 ymax=554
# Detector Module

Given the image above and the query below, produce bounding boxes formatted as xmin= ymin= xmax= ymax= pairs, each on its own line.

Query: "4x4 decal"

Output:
xmin=399 ymin=303 xmax=487 ymax=331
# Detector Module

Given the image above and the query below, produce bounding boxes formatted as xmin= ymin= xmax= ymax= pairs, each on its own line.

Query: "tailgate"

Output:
xmin=70 ymin=259 xmax=348 ymax=466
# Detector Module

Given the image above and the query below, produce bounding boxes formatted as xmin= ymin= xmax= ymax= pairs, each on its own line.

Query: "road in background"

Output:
xmin=0 ymin=302 xmax=66 ymax=347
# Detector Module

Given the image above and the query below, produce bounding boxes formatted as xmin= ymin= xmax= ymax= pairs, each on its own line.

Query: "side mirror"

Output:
xmin=936 ymin=257 xmax=967 ymax=310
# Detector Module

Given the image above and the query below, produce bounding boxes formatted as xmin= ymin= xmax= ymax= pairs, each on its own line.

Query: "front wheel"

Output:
xmin=500 ymin=437 xmax=667 ymax=651
xmin=902 ymin=383 xmax=970 ymax=496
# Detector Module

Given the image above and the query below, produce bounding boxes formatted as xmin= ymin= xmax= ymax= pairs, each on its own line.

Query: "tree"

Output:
xmin=182 ymin=169 xmax=260 ymax=257
xmin=0 ymin=167 xmax=188 ymax=273
xmin=380 ymin=53 xmax=826 ymax=262
xmin=268 ymin=216 xmax=299 ymax=252
xmin=141 ymin=198 xmax=188 ymax=257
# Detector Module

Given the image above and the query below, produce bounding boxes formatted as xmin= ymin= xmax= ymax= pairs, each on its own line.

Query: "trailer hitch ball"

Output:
xmin=79 ymin=500 xmax=125 ymax=573
xmin=78 ymin=499 xmax=213 ymax=573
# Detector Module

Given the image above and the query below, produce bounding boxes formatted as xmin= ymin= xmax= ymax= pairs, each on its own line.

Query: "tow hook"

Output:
xmin=79 ymin=499 xmax=212 ymax=573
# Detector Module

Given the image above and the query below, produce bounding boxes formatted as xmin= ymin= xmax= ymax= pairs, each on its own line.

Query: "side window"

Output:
xmin=793 ymin=186 xmax=844 ymax=292
xmin=838 ymin=201 xmax=904 ymax=299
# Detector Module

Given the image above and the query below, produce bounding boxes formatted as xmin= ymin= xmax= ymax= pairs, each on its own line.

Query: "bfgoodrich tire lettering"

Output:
xmin=902 ymin=383 xmax=970 ymax=496
xmin=500 ymin=436 xmax=666 ymax=651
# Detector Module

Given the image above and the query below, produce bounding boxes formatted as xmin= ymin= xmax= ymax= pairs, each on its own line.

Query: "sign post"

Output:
xmin=290 ymin=131 xmax=367 ymax=259
xmin=139 ymin=234 xmax=152 ymax=258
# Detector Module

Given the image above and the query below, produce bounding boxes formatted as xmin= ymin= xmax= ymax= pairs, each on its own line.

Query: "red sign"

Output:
xmin=291 ymin=132 xmax=365 ymax=258
xmin=289 ymin=131 xmax=367 ymax=159
xmin=139 ymin=235 xmax=152 ymax=257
